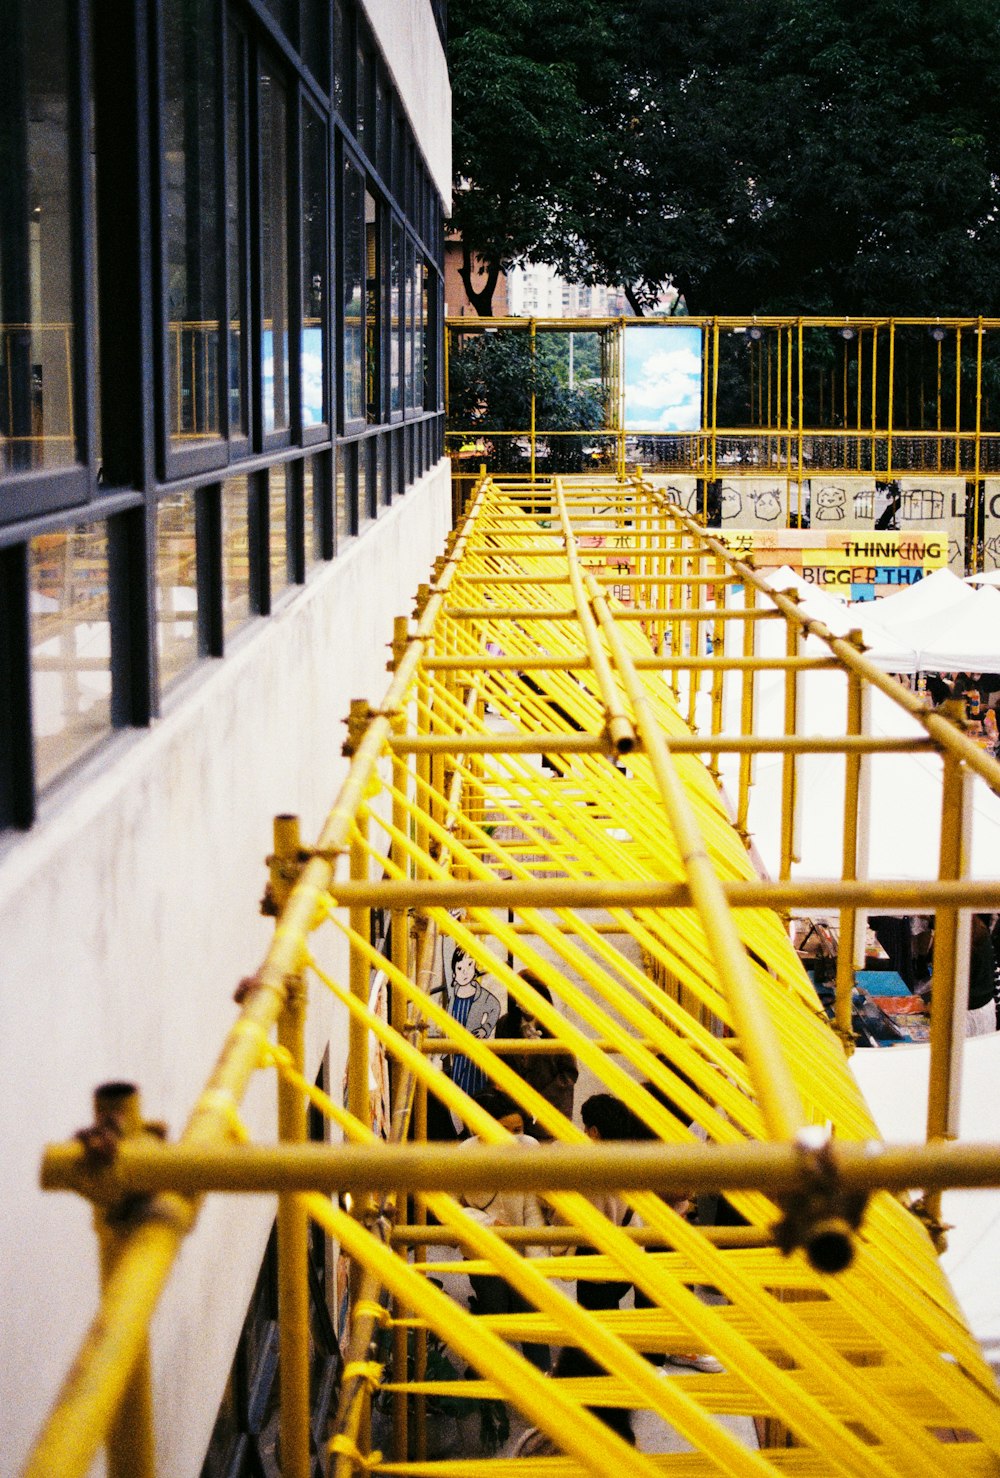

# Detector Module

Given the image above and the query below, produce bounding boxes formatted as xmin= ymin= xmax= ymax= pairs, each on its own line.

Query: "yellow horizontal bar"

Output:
xmin=322 ymin=877 xmax=1000 ymax=911
xmin=41 ymin=1137 xmax=1000 ymax=1199
xmin=389 ymin=732 xmax=932 ymax=756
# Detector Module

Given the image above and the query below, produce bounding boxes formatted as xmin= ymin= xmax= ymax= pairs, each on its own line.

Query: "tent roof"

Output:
xmin=759 ymin=567 xmax=919 ymax=672
xmin=848 ymin=567 xmax=971 ymax=635
xmin=914 ymin=585 xmax=1000 ymax=672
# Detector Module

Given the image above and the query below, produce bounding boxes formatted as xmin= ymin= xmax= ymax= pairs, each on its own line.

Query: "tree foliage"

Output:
xmin=448 ymin=330 xmax=606 ymax=470
xmin=450 ymin=0 xmax=1000 ymax=315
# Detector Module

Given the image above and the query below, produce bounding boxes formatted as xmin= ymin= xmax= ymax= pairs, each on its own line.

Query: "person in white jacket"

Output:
xmin=459 ymin=1090 xmax=549 ymax=1371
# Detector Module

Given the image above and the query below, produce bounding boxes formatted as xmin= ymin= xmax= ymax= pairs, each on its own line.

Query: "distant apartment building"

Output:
xmin=507 ymin=262 xmax=625 ymax=318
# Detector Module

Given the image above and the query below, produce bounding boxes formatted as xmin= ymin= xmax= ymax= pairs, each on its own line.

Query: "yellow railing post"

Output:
xmin=736 ymin=583 xmax=756 ymax=846
xmin=833 ymin=663 xmax=869 ymax=1051
xmin=779 ymin=611 xmax=800 ymax=881
xmin=925 ymin=751 xmax=972 ymax=1242
xmin=271 ymin=814 xmax=312 ymax=1478
xmin=92 ymin=1084 xmax=157 ymax=1478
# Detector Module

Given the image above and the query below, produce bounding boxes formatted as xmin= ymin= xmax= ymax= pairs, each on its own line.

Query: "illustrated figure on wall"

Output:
xmin=902 ymin=488 xmax=944 ymax=521
xmin=948 ymin=538 xmax=963 ymax=568
xmin=444 ymin=941 xmax=501 ymax=1099
xmin=984 ymin=536 xmax=1000 ymax=570
xmin=815 ymin=487 xmax=847 ymax=521
xmin=720 ymin=484 xmax=742 ymax=520
xmin=852 ymin=490 xmax=875 ymax=521
xmin=750 ymin=488 xmax=782 ymax=521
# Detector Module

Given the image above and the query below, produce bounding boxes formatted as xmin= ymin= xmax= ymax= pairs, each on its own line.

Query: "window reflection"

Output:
xmin=303 ymin=456 xmax=318 ymax=569
xmin=29 ymin=523 xmax=112 ymax=787
xmin=0 ymin=0 xmax=77 ymax=475
xmin=156 ymin=490 xmax=199 ymax=687
xmin=336 ymin=442 xmax=356 ymax=541
xmin=270 ymin=467 xmax=290 ymax=601
xmin=260 ymin=58 xmax=289 ymax=435
xmin=164 ymin=0 xmax=223 ymax=448
xmin=365 ymin=191 xmax=379 ymax=422
xmin=221 ymin=475 xmax=251 ymax=635
xmin=390 ymin=224 xmax=402 ymax=414
xmin=405 ymin=236 xmax=416 ymax=409
xmin=225 ymin=22 xmax=247 ymax=438
xmin=342 ymin=158 xmax=364 ymax=422
xmin=301 ymin=104 xmax=328 ymax=430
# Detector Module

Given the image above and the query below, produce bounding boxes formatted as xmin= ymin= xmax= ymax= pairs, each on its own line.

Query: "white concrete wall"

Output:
xmin=360 ymin=0 xmax=451 ymax=211
xmin=0 ymin=464 xmax=451 ymax=1478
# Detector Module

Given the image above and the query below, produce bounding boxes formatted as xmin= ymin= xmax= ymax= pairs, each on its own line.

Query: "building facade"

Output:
xmin=0 ymin=1 xmax=451 ymax=1472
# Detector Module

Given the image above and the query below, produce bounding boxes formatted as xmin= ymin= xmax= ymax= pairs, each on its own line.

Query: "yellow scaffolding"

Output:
xmin=25 ymin=473 xmax=1000 ymax=1478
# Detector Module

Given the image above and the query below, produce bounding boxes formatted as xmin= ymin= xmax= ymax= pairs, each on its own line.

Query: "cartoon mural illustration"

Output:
xmin=852 ymin=490 xmax=874 ymax=521
xmin=441 ymin=937 xmax=501 ymax=1099
xmin=750 ymin=488 xmax=782 ymax=522
xmin=902 ymin=488 xmax=945 ymax=521
xmin=815 ymin=487 xmax=847 ymax=521
xmin=985 ymin=536 xmax=1000 ymax=571
xmin=948 ymin=538 xmax=963 ymax=568
xmin=720 ymin=484 xmax=742 ymax=520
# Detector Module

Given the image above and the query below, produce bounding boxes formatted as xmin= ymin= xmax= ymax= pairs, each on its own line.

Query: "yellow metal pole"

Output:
xmin=583 ymin=569 xmax=808 ymax=1144
xmin=779 ymin=613 xmax=800 ymax=881
xmin=796 ymin=318 xmax=804 ymax=524
xmin=349 ymin=806 xmax=371 ymax=1138
xmin=974 ymin=318 xmax=984 ymax=571
xmin=93 ymin=1085 xmax=156 ymax=1478
xmin=552 ymin=478 xmax=637 ymax=754
xmin=272 ymin=815 xmax=312 ymax=1478
xmin=887 ymin=320 xmax=895 ymax=481
xmin=530 ymin=318 xmax=536 ymax=480
xmin=711 ymin=319 xmax=720 ymax=491
xmin=955 ymin=328 xmax=963 ymax=475
xmin=833 ymin=667 xmax=867 ymax=1051
xmin=926 ymin=752 xmax=972 ymax=1237
xmin=736 ymin=581 xmax=756 ymax=845
xmin=871 ymin=327 xmax=878 ymax=479
xmin=276 ymin=982 xmax=311 ymax=1478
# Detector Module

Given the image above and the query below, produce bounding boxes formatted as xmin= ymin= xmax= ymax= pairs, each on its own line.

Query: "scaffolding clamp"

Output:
xmin=773 ymin=1127 xmax=869 ymax=1274
xmin=909 ymin=1194 xmax=952 ymax=1253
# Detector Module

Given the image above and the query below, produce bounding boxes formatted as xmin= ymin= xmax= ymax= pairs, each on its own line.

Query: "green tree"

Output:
xmin=448 ymin=330 xmax=606 ymax=470
xmin=451 ymin=0 xmax=1000 ymax=316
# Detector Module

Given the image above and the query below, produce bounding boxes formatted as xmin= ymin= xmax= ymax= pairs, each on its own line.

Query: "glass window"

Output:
xmin=156 ymin=490 xmax=199 ymax=686
xmin=1 ymin=0 xmax=78 ymax=477
xmin=365 ymin=191 xmax=379 ymax=423
xmin=303 ymin=454 xmax=322 ymax=568
xmin=414 ymin=257 xmax=425 ymax=413
xmin=377 ymin=432 xmax=389 ymax=507
xmin=342 ymin=157 xmax=364 ymax=423
xmin=389 ymin=223 xmax=402 ymax=414
xmin=259 ymin=56 xmax=289 ymax=435
xmin=301 ymin=103 xmax=328 ymax=430
xmin=336 ymin=440 xmax=356 ymax=540
xmin=270 ymin=466 xmax=290 ymax=601
xmin=225 ymin=22 xmax=248 ymax=439
xmin=221 ymin=474 xmax=251 ymax=635
xmin=404 ymin=236 xmax=416 ymax=409
xmin=164 ymin=0 xmax=223 ymax=450
xmin=357 ymin=438 xmax=370 ymax=527
xmin=29 ymin=522 xmax=112 ymax=787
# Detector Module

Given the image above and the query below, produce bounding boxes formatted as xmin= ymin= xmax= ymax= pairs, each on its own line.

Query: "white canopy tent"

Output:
xmin=914 ymin=585 xmax=1000 ymax=672
xmin=848 ymin=566 xmax=973 ymax=633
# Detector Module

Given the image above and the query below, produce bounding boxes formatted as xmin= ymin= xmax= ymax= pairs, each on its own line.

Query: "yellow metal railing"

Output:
xmin=445 ymin=317 xmax=1000 ymax=563
xmin=24 ymin=472 xmax=1000 ymax=1478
